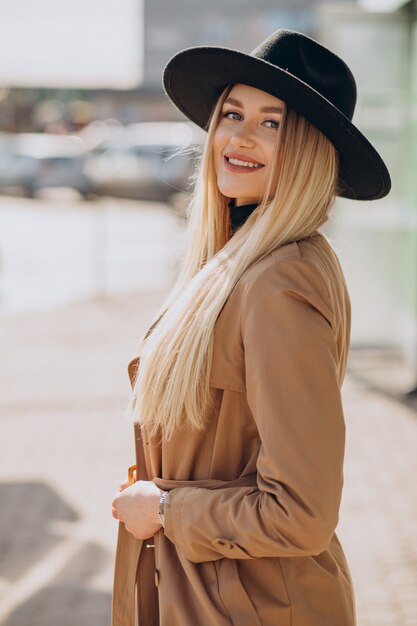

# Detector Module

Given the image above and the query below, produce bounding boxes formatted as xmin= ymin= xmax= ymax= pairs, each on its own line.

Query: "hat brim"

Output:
xmin=163 ymin=46 xmax=391 ymax=201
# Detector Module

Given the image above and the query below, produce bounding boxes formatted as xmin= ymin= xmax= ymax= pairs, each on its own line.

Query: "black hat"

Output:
xmin=162 ymin=28 xmax=391 ymax=201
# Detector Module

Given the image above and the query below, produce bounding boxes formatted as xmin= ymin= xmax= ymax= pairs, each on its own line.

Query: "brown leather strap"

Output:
xmin=111 ymin=523 xmax=143 ymax=626
xmin=112 ymin=413 xmax=150 ymax=626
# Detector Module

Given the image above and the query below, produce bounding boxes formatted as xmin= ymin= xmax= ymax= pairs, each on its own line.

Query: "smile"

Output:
xmin=223 ymin=156 xmax=265 ymax=173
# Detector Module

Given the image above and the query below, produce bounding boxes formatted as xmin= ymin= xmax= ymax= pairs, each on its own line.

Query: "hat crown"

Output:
xmin=251 ymin=29 xmax=357 ymax=120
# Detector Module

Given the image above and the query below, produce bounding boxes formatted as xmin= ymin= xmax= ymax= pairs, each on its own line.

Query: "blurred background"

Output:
xmin=0 ymin=1 xmax=416 ymax=625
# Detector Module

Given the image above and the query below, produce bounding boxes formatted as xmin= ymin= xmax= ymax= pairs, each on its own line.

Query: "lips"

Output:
xmin=224 ymin=153 xmax=265 ymax=166
xmin=223 ymin=155 xmax=265 ymax=174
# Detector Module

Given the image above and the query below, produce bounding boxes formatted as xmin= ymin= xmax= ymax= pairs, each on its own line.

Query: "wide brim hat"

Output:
xmin=162 ymin=28 xmax=391 ymax=201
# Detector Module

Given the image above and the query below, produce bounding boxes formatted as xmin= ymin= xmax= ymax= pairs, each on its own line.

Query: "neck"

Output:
xmin=228 ymin=198 xmax=261 ymax=233
xmin=229 ymin=198 xmax=261 ymax=208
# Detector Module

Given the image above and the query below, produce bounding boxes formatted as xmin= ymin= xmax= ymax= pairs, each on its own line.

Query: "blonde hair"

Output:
xmin=128 ymin=83 xmax=340 ymax=443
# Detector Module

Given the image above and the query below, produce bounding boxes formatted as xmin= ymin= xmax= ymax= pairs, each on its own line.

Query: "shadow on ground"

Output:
xmin=0 ymin=481 xmax=112 ymax=626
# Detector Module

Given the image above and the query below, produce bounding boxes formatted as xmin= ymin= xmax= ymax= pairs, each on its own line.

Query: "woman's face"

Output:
xmin=213 ymin=83 xmax=285 ymax=207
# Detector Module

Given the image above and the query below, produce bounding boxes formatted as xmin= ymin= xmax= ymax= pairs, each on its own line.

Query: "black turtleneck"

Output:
xmin=228 ymin=198 xmax=260 ymax=233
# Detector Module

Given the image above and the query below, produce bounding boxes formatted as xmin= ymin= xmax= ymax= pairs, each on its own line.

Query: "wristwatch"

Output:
xmin=158 ymin=490 xmax=169 ymax=528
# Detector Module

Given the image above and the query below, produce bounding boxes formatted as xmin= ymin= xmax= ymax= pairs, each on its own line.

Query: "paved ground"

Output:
xmin=1 ymin=275 xmax=416 ymax=625
xmin=338 ymin=374 xmax=417 ymax=626
xmin=0 ymin=194 xmax=185 ymax=317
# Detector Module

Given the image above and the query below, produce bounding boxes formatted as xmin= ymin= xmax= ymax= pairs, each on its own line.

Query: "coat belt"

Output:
xmin=152 ymin=472 xmax=258 ymax=491
xmin=111 ymin=472 xmax=258 ymax=626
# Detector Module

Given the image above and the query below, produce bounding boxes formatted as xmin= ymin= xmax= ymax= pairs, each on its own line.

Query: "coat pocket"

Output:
xmin=215 ymin=558 xmax=262 ymax=626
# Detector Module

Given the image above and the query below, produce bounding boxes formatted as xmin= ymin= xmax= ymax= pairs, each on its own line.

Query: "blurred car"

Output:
xmin=0 ymin=132 xmax=92 ymax=198
xmin=83 ymin=121 xmax=205 ymax=203
xmin=0 ymin=136 xmax=38 ymax=197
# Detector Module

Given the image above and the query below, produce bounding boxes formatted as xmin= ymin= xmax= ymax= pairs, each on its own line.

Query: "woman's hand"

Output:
xmin=112 ymin=480 xmax=162 ymax=540
xmin=116 ymin=478 xmax=130 ymax=493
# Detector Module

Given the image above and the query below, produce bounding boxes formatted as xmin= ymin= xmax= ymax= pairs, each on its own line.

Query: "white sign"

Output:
xmin=358 ymin=0 xmax=410 ymax=10
xmin=0 ymin=0 xmax=144 ymax=89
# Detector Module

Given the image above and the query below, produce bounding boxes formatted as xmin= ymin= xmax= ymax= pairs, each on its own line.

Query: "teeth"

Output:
xmin=228 ymin=157 xmax=262 ymax=168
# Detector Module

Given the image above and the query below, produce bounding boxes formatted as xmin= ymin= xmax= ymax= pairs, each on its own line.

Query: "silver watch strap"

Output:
xmin=158 ymin=490 xmax=169 ymax=527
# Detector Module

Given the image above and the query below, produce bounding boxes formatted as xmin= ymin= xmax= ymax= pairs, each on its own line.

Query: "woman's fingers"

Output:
xmin=112 ymin=481 xmax=129 ymax=520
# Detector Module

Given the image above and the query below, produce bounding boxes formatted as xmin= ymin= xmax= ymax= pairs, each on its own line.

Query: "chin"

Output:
xmin=216 ymin=182 xmax=235 ymax=198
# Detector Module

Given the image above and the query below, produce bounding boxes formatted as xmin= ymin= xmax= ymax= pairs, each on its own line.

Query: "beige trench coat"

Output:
xmin=112 ymin=231 xmax=357 ymax=626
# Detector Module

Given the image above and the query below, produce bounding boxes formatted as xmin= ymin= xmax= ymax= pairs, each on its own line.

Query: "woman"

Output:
xmin=111 ymin=29 xmax=391 ymax=626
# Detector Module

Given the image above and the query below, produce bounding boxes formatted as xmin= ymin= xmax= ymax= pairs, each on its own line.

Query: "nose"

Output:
xmin=229 ymin=125 xmax=256 ymax=148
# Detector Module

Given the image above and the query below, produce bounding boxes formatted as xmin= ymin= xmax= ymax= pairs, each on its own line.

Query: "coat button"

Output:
xmin=154 ymin=569 xmax=159 ymax=587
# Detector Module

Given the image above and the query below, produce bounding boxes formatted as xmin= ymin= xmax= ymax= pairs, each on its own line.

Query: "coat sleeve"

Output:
xmin=161 ymin=257 xmax=347 ymax=563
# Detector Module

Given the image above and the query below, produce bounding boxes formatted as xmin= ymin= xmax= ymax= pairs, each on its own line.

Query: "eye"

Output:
xmin=222 ymin=110 xmax=241 ymax=121
xmin=264 ymin=119 xmax=280 ymax=130
xmin=221 ymin=110 xmax=280 ymax=130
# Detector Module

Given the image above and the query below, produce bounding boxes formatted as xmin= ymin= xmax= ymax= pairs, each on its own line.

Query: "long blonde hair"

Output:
xmin=128 ymin=83 xmax=340 ymax=443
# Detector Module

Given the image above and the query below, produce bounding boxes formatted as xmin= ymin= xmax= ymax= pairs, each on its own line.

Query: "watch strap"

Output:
xmin=158 ymin=490 xmax=169 ymax=527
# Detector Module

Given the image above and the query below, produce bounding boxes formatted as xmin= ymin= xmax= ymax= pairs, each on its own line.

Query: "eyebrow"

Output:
xmin=224 ymin=97 xmax=283 ymax=114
